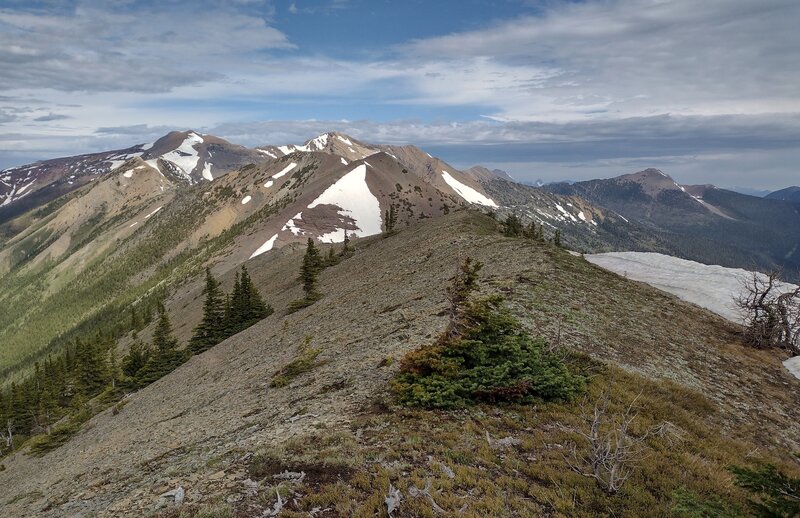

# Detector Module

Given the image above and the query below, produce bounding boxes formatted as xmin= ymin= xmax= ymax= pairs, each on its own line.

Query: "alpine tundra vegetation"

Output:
xmin=1 ymin=0 xmax=800 ymax=516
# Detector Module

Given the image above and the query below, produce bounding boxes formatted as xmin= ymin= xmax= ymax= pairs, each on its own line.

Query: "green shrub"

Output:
xmin=392 ymin=295 xmax=584 ymax=408
xmin=730 ymin=463 xmax=800 ymax=517
xmin=271 ymin=337 xmax=324 ymax=388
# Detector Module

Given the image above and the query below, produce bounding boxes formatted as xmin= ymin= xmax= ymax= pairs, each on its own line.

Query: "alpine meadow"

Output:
xmin=1 ymin=1 xmax=799 ymax=517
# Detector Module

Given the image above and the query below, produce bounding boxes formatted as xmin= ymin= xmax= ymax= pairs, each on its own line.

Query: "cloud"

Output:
xmin=0 ymin=2 xmax=294 ymax=93
xmin=399 ymin=0 xmax=800 ymax=121
xmin=33 ymin=112 xmax=70 ymax=121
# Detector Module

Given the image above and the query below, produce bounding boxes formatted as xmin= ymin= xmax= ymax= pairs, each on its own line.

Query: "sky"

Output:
xmin=0 ymin=0 xmax=798 ymax=189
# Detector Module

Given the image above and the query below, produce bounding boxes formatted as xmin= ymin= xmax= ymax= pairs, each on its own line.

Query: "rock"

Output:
xmin=159 ymin=486 xmax=185 ymax=506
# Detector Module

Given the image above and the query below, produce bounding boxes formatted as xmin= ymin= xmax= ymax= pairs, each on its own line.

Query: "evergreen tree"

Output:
xmin=340 ymin=231 xmax=353 ymax=257
xmin=189 ymin=267 xmax=226 ymax=354
xmin=554 ymin=229 xmax=562 ymax=248
xmin=323 ymin=247 xmax=340 ymax=267
xmin=289 ymin=239 xmax=324 ymax=312
xmin=73 ymin=336 xmax=108 ymax=397
xmin=384 ymin=204 xmax=398 ymax=234
xmin=502 ymin=212 xmax=524 ymax=237
xmin=239 ymin=265 xmax=272 ymax=326
xmin=122 ymin=341 xmax=150 ymax=378
xmin=135 ymin=305 xmax=186 ymax=386
xmin=300 ymin=238 xmax=322 ymax=298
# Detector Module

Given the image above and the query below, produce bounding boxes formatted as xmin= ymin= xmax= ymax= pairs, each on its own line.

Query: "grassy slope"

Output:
xmin=0 ymin=211 xmax=797 ymax=517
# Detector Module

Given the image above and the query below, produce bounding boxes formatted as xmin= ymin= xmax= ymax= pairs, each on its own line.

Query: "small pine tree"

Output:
xmin=136 ymin=305 xmax=186 ymax=386
xmin=554 ymin=229 xmax=562 ymax=248
xmin=323 ymin=247 xmax=340 ymax=267
xmin=392 ymin=258 xmax=584 ymax=408
xmin=340 ymin=231 xmax=353 ymax=257
xmin=189 ymin=267 xmax=226 ymax=355
xmin=122 ymin=341 xmax=150 ymax=378
xmin=289 ymin=239 xmax=324 ymax=312
xmin=502 ymin=213 xmax=524 ymax=237
xmin=730 ymin=463 xmax=800 ymax=516
xmin=239 ymin=266 xmax=272 ymax=326
xmin=300 ymin=238 xmax=322 ymax=298
xmin=384 ymin=204 xmax=398 ymax=234
xmin=73 ymin=337 xmax=108 ymax=397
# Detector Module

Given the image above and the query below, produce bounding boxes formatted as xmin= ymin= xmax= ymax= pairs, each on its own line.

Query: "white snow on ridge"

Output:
xmin=282 ymin=212 xmax=304 ymax=236
xmin=441 ymin=171 xmax=499 ymax=208
xmin=555 ymin=204 xmax=578 ymax=222
xmin=336 ymin=135 xmax=353 ymax=146
xmin=258 ymin=149 xmax=278 ymax=159
xmin=273 ymin=162 xmax=297 ymax=179
xmin=17 ymin=180 xmax=35 ymax=195
xmin=577 ymin=211 xmax=586 ymax=222
xmin=307 ymin=133 xmax=329 ymax=151
xmin=340 ymin=157 xmax=348 ymax=165
xmin=250 ymin=233 xmax=278 ymax=259
xmin=144 ymin=206 xmax=162 ymax=219
xmin=241 ymin=195 xmax=252 ymax=205
xmin=123 ymin=170 xmax=134 ymax=178
xmin=584 ymin=252 xmax=799 ymax=324
xmin=308 ymin=164 xmax=382 ymax=242
xmin=277 ymin=145 xmax=293 ymax=156
xmin=161 ymin=132 xmax=203 ymax=178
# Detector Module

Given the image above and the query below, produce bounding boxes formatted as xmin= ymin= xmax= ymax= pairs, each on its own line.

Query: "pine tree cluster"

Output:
xmin=1 ymin=265 xmax=273 ymax=457
xmin=190 ymin=266 xmax=273 ymax=355
xmin=502 ymin=213 xmax=557 ymax=244
xmin=288 ymin=237 xmax=352 ymax=313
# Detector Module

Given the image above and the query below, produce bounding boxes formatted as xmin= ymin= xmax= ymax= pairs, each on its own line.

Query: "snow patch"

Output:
xmin=784 ymin=357 xmax=800 ymax=381
xmin=273 ymin=162 xmax=297 ymax=179
xmin=307 ymin=133 xmax=329 ymax=150
xmin=161 ymin=132 xmax=204 ymax=178
xmin=128 ymin=221 xmax=138 ymax=228
xmin=584 ymin=252 xmax=799 ymax=324
xmin=577 ymin=211 xmax=586 ymax=222
xmin=441 ymin=171 xmax=498 ymax=208
xmin=202 ymin=160 xmax=213 ymax=181
xmin=123 ymin=170 xmax=134 ymax=178
xmin=336 ymin=135 xmax=353 ymax=146
xmin=17 ymin=180 xmax=35 ymax=195
xmin=264 ymin=180 xmax=274 ymax=188
xmin=144 ymin=206 xmax=162 ymax=219
xmin=141 ymin=141 xmax=154 ymax=151
xmin=241 ymin=195 xmax=252 ymax=205
xmin=278 ymin=145 xmax=293 ymax=156
xmin=282 ymin=212 xmax=304 ymax=236
xmin=250 ymin=233 xmax=278 ymax=259
xmin=308 ymin=164 xmax=382 ymax=242
xmin=555 ymin=204 xmax=577 ymax=222
xmin=258 ymin=149 xmax=278 ymax=159
xmin=340 ymin=157 xmax=348 ymax=165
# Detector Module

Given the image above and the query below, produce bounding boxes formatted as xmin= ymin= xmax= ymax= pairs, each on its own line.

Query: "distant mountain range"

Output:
xmin=765 ymin=185 xmax=800 ymax=203
xmin=544 ymin=168 xmax=800 ymax=280
xmin=1 ymin=133 xmax=799 ymax=378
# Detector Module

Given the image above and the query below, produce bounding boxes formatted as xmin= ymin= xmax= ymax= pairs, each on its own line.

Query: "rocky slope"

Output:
xmin=0 ymin=212 xmax=797 ymax=516
xmin=0 ymin=131 xmax=619 ymax=379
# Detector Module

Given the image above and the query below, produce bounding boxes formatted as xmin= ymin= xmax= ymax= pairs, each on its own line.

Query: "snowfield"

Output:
xmin=308 ymin=164 xmax=382 ymax=242
xmin=272 ymin=163 xmax=297 ymax=179
xmin=250 ymin=233 xmax=278 ymax=259
xmin=585 ymin=251 xmax=800 ymax=380
xmin=161 ymin=132 xmax=203 ymax=178
xmin=441 ymin=171 xmax=499 ymax=208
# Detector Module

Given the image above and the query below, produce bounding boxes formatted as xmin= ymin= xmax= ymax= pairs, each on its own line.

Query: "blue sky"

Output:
xmin=1 ymin=0 xmax=799 ymax=188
